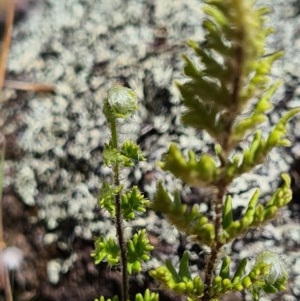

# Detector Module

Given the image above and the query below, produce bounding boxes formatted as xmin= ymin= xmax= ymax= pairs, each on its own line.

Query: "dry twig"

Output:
xmin=0 ymin=0 xmax=54 ymax=93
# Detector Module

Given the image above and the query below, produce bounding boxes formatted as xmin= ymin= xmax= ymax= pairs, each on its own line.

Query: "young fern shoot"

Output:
xmin=92 ymin=84 xmax=156 ymax=301
xmin=150 ymin=1 xmax=299 ymax=301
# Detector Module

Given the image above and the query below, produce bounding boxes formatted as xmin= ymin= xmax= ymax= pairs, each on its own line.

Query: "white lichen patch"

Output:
xmin=47 ymin=260 xmax=61 ymax=285
xmin=15 ymin=164 xmax=37 ymax=206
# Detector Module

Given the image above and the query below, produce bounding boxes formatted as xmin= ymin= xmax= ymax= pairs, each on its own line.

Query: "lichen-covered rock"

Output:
xmin=1 ymin=0 xmax=300 ymax=300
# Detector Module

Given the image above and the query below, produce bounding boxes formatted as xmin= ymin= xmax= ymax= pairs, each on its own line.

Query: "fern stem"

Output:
xmin=203 ymin=35 xmax=246 ymax=299
xmin=203 ymin=186 xmax=226 ymax=301
xmin=110 ymin=120 xmax=128 ymax=301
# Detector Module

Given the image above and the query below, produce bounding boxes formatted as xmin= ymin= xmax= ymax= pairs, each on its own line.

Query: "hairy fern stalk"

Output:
xmin=150 ymin=1 xmax=299 ymax=301
xmin=92 ymin=85 xmax=156 ymax=301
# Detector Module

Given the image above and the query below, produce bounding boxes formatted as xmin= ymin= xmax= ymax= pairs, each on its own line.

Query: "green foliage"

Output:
xmin=160 ymin=108 xmax=300 ymax=188
xmin=199 ymin=251 xmax=288 ymax=300
xmin=159 ymin=144 xmax=220 ymax=187
xmin=176 ymin=0 xmax=283 ymax=153
xmin=92 ymin=230 xmax=153 ymax=274
xmin=99 ymin=182 xmax=123 ymax=216
xmin=98 ymin=184 xmax=149 ymax=220
xmin=232 ymin=81 xmax=280 ymax=144
xmin=103 ymin=142 xmax=133 ymax=167
xmin=92 ymin=237 xmax=120 ymax=266
xmin=153 ymin=171 xmax=292 ymax=247
xmin=95 ymin=289 xmax=159 ymax=301
xmin=103 ymin=140 xmax=145 ymax=167
xmin=121 ymin=187 xmax=149 ymax=221
xmin=92 ymin=229 xmax=153 ymax=275
xmin=121 ymin=140 xmax=146 ymax=163
xmin=96 ymin=296 xmax=120 ymax=301
xmin=151 ymin=182 xmax=215 ymax=246
xmin=251 ymin=251 xmax=288 ymax=299
xmin=221 ymin=173 xmax=292 ymax=243
xmin=150 ymin=251 xmax=204 ymax=298
xmin=127 ymin=229 xmax=154 ymax=274
xmin=205 ymin=250 xmax=287 ymax=301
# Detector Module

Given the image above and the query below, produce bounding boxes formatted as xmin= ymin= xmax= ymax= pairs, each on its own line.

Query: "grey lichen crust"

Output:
xmin=3 ymin=0 xmax=300 ymax=296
